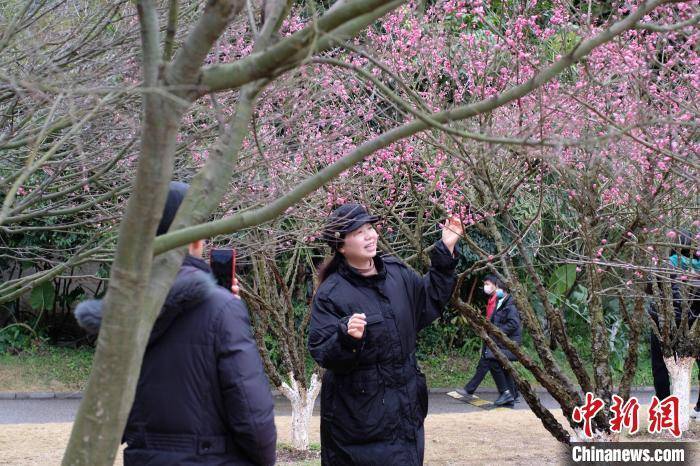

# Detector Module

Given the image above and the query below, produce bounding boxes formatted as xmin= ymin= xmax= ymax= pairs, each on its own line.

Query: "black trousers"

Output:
xmin=649 ymin=332 xmax=700 ymax=408
xmin=465 ymin=354 xmax=518 ymax=398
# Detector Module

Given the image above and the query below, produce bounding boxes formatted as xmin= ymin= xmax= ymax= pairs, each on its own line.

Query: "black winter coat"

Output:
xmin=308 ymin=241 xmax=458 ymax=466
xmin=647 ymin=263 xmax=700 ymax=327
xmin=74 ymin=255 xmax=276 ymax=466
xmin=483 ymin=294 xmax=522 ymax=361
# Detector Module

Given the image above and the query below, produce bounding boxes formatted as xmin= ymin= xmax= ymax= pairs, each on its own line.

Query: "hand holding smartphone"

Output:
xmin=210 ymin=248 xmax=237 ymax=295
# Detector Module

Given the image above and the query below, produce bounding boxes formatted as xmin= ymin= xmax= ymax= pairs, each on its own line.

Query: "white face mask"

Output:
xmin=483 ymin=284 xmax=495 ymax=295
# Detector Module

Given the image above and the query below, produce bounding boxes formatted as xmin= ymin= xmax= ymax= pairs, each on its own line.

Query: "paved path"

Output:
xmin=2 ymin=389 xmax=696 ymax=424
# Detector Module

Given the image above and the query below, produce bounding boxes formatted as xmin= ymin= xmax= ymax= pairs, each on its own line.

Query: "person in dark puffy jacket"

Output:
xmin=308 ymin=203 xmax=462 ymax=466
xmin=74 ymin=181 xmax=276 ymax=466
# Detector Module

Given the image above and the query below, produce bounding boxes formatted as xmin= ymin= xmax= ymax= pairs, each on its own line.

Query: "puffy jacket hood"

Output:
xmin=74 ymin=255 xmax=216 ymax=345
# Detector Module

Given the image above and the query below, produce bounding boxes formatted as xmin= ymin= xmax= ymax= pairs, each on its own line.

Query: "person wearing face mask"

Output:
xmin=308 ymin=203 xmax=463 ymax=466
xmin=457 ymin=274 xmax=522 ymax=407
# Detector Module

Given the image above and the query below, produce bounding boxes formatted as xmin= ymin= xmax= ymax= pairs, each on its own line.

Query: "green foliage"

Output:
xmin=417 ymin=308 xmax=482 ymax=357
xmin=543 ymin=30 xmax=581 ymax=60
xmin=263 ymin=333 xmax=282 ymax=369
xmin=61 ymin=286 xmax=88 ymax=311
xmin=0 ymin=324 xmax=38 ymax=354
xmin=547 ymin=264 xmax=577 ymax=299
xmin=458 ymin=229 xmax=496 ymax=263
xmin=29 ymin=282 xmax=55 ymax=311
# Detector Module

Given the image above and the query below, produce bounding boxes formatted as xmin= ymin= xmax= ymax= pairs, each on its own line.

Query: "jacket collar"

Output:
xmin=496 ymin=293 xmax=513 ymax=310
xmin=338 ymin=254 xmax=387 ymax=286
xmin=183 ymin=253 xmax=212 ymax=274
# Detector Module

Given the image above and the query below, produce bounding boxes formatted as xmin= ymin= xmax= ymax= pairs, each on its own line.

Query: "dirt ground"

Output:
xmin=1 ymin=409 xmax=697 ymax=465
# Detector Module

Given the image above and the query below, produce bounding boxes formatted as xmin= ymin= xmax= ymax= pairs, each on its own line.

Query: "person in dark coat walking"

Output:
xmin=74 ymin=181 xmax=276 ymax=466
xmin=308 ymin=203 xmax=462 ymax=466
xmin=647 ymin=230 xmax=700 ymax=418
xmin=457 ymin=274 xmax=521 ymax=405
xmin=481 ymin=280 xmax=522 ymax=407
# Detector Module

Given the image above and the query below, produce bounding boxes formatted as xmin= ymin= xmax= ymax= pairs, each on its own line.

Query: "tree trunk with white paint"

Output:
xmin=279 ymin=372 xmax=322 ymax=451
xmin=570 ymin=429 xmax=619 ymax=443
xmin=664 ymin=356 xmax=694 ymax=434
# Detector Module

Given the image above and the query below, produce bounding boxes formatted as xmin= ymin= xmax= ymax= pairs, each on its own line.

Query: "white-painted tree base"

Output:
xmin=664 ymin=355 xmax=694 ymax=435
xmin=279 ymin=372 xmax=322 ymax=451
xmin=571 ymin=429 xmax=618 ymax=443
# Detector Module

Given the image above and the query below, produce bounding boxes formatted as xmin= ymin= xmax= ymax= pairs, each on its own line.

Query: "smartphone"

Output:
xmin=210 ymin=248 xmax=236 ymax=292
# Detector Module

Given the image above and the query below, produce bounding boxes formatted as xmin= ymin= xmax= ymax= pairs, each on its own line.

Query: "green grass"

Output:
xmin=1 ymin=342 xmax=697 ymax=394
xmin=419 ymin=346 xmax=699 ymax=390
xmin=0 ymin=345 xmax=93 ymax=392
xmin=419 ymin=352 xmax=475 ymax=388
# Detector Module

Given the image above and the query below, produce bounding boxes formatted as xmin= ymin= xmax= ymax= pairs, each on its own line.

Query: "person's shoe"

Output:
xmin=456 ymin=388 xmax=478 ymax=400
xmin=691 ymin=407 xmax=700 ymax=420
xmin=513 ymin=395 xmax=521 ymax=403
xmin=501 ymin=402 xmax=515 ymax=409
xmin=494 ymin=390 xmax=515 ymax=406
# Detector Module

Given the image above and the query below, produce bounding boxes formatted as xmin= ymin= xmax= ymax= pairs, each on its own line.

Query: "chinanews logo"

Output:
xmin=572 ymin=393 xmax=681 ymax=438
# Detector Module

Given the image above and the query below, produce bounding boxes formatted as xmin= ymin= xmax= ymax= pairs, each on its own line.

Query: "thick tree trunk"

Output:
xmin=618 ymin=297 xmax=645 ymax=402
xmin=664 ymin=356 xmax=694 ymax=434
xmin=62 ymin=3 xmax=183 ymax=455
xmin=279 ymin=372 xmax=322 ymax=451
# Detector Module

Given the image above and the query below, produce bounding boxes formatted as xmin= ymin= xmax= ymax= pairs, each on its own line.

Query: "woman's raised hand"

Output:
xmin=441 ymin=216 xmax=464 ymax=254
xmin=347 ymin=313 xmax=367 ymax=340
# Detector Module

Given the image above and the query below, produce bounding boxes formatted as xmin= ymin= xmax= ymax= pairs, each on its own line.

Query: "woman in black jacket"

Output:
xmin=308 ymin=204 xmax=462 ymax=465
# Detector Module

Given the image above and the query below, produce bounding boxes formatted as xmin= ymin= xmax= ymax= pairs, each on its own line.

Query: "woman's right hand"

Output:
xmin=441 ymin=216 xmax=464 ymax=255
xmin=347 ymin=313 xmax=366 ymax=339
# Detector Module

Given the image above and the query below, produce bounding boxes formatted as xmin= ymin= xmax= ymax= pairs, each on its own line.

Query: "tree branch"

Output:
xmin=155 ymin=0 xmax=666 ymax=253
